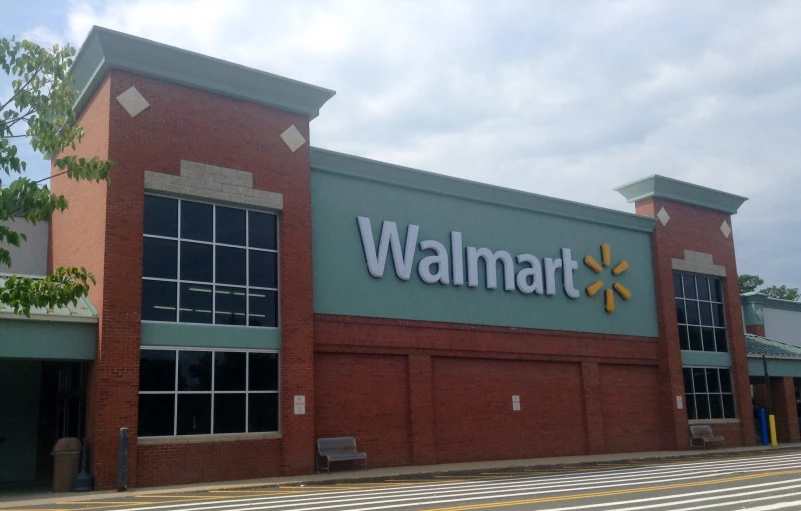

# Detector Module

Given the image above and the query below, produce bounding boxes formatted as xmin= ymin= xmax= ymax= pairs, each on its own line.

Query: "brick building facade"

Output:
xmin=8 ymin=26 xmax=797 ymax=489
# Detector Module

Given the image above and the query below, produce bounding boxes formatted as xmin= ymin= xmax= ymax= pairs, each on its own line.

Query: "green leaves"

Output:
xmin=0 ymin=268 xmax=96 ymax=317
xmin=1 ymin=35 xmax=113 ymax=316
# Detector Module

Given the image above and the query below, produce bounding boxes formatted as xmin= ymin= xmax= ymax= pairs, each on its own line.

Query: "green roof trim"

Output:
xmin=0 ymin=274 xmax=98 ymax=323
xmin=745 ymin=333 xmax=801 ymax=358
xmin=310 ymin=148 xmax=658 ymax=233
xmin=70 ymin=26 xmax=336 ymax=119
xmin=741 ymin=293 xmax=801 ymax=326
xmin=614 ymin=175 xmax=747 ymax=215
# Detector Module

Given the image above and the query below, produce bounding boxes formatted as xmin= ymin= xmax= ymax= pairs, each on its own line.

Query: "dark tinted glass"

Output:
xmin=216 ymin=246 xmax=246 ymax=285
xmin=143 ymin=237 xmax=177 ymax=279
xmin=697 ymin=277 xmax=710 ymax=301
xmin=216 ymin=206 xmax=246 ymax=246
xmin=682 ymin=368 xmax=693 ymax=393
xmin=249 ymin=290 xmax=278 ymax=327
xmin=686 ymin=301 xmax=700 ymax=325
xmin=713 ymin=304 xmax=726 ymax=327
xmin=181 ymin=201 xmax=213 ymax=242
xmin=249 ymin=250 xmax=277 ymax=288
xmin=673 ymin=273 xmax=683 ymax=298
xmin=215 ymin=286 xmax=246 ymax=325
xmin=214 ymin=352 xmax=246 ymax=391
xmin=144 ymin=195 xmax=177 ymax=237
xmin=719 ymin=369 xmax=733 ymax=392
xmin=178 ymin=351 xmax=212 ymax=391
xmin=138 ymin=394 xmax=175 ymax=437
xmin=706 ymin=369 xmax=721 ymax=393
xmin=709 ymin=393 xmax=724 ymax=419
xmin=715 ymin=329 xmax=728 ymax=352
xmin=695 ymin=394 xmax=711 ymax=419
xmin=214 ymin=394 xmax=246 ymax=434
xmin=249 ymin=212 xmax=277 ymax=250
xmin=688 ymin=326 xmax=702 ymax=351
xmin=693 ymin=368 xmax=707 ymax=393
xmin=686 ymin=394 xmax=697 ymax=420
xmin=710 ymin=279 xmax=722 ymax=302
xmin=683 ymin=275 xmax=697 ymax=299
xmin=141 ymin=280 xmax=177 ymax=322
xmin=723 ymin=394 xmax=736 ymax=418
xmin=248 ymin=393 xmax=279 ymax=432
xmin=249 ymin=353 xmax=279 ymax=391
xmin=177 ymin=394 xmax=211 ymax=435
xmin=702 ymin=327 xmax=716 ymax=351
xmin=180 ymin=242 xmax=213 ymax=282
xmin=179 ymin=284 xmax=212 ymax=324
xmin=675 ymin=299 xmax=686 ymax=324
xmin=678 ymin=326 xmax=689 ymax=350
xmin=699 ymin=302 xmax=713 ymax=326
xmin=140 ymin=350 xmax=176 ymax=391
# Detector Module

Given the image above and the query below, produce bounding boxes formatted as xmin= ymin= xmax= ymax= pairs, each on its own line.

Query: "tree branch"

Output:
xmin=0 ymin=64 xmax=44 ymax=113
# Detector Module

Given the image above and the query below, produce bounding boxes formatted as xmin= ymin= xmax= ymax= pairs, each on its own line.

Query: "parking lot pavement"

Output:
xmin=6 ymin=448 xmax=801 ymax=511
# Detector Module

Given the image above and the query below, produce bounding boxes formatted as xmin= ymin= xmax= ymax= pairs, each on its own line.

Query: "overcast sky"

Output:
xmin=3 ymin=0 xmax=801 ymax=289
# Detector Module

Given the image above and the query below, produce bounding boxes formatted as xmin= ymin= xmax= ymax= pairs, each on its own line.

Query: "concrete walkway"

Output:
xmin=2 ymin=444 xmax=799 ymax=509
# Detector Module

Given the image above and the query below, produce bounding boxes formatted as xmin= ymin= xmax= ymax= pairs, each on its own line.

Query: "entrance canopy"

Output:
xmin=0 ymin=274 xmax=97 ymax=360
xmin=746 ymin=333 xmax=801 ymax=378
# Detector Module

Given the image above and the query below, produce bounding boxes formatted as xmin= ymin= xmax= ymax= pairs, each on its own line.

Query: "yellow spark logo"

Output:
xmin=584 ymin=243 xmax=631 ymax=313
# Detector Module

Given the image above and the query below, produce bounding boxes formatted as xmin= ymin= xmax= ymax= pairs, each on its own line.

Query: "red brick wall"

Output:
xmin=314 ymin=353 xmax=411 ymax=467
xmin=136 ymin=439 xmax=280 ymax=487
xmin=52 ymin=68 xmax=317 ymax=488
xmin=771 ymin=377 xmax=801 ymax=443
xmin=433 ymin=357 xmax=586 ymax=462
xmin=746 ymin=325 xmax=766 ymax=337
xmin=635 ymin=198 xmax=754 ymax=449
xmin=599 ymin=364 xmax=661 ymax=453
xmin=315 ymin=314 xmax=663 ymax=466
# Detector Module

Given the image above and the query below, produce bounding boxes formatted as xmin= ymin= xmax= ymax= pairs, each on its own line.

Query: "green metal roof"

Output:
xmin=0 ymin=274 xmax=98 ymax=323
xmin=745 ymin=333 xmax=801 ymax=358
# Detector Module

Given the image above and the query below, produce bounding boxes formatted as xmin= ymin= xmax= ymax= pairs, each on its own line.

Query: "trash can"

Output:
xmin=52 ymin=437 xmax=82 ymax=492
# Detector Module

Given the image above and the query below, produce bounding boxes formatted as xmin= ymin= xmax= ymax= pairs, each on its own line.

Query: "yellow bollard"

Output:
xmin=768 ymin=414 xmax=778 ymax=447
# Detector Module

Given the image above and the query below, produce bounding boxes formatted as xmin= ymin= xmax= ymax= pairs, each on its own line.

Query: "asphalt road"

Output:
xmin=12 ymin=449 xmax=801 ymax=511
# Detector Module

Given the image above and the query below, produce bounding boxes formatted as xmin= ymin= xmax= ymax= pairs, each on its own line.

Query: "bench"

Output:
xmin=690 ymin=425 xmax=725 ymax=449
xmin=316 ymin=436 xmax=368 ymax=473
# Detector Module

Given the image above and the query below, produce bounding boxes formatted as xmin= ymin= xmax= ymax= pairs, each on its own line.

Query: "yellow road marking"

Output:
xmin=54 ymin=503 xmax=156 ymax=506
xmin=136 ymin=495 xmax=236 ymax=499
xmin=423 ymin=468 xmax=801 ymax=511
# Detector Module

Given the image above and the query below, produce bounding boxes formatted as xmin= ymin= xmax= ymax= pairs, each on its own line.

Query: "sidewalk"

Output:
xmin=2 ymin=443 xmax=800 ymax=509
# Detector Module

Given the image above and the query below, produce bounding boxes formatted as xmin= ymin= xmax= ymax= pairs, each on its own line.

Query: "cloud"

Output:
xmin=56 ymin=0 xmax=801 ymax=288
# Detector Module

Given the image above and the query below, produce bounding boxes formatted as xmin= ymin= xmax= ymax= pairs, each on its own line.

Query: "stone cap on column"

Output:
xmin=70 ymin=26 xmax=336 ymax=119
xmin=614 ymin=175 xmax=747 ymax=215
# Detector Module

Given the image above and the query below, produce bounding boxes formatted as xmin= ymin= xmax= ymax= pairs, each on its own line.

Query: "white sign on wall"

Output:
xmin=676 ymin=396 xmax=683 ymax=410
xmin=512 ymin=395 xmax=521 ymax=411
xmin=294 ymin=395 xmax=306 ymax=415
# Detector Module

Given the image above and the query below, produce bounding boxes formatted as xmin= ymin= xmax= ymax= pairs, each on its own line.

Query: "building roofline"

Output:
xmin=614 ymin=174 xmax=747 ymax=215
xmin=310 ymin=147 xmax=658 ymax=233
xmin=70 ymin=26 xmax=336 ymax=119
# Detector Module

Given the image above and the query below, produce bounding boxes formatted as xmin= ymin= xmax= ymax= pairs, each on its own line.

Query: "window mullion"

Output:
xmin=174 ymin=349 xmax=179 ymax=436
xmin=245 ymin=352 xmax=250 ymax=433
xmin=211 ymin=351 xmax=216 ymax=434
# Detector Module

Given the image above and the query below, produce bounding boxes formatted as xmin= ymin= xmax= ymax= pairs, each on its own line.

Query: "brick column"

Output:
xmin=581 ymin=362 xmax=605 ymax=454
xmin=771 ymin=377 xmax=801 ymax=443
xmin=408 ymin=355 xmax=436 ymax=465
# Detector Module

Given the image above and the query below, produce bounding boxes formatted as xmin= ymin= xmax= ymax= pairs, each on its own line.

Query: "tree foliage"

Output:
xmin=738 ymin=273 xmax=799 ymax=301
xmin=1 ymin=36 xmax=111 ymax=316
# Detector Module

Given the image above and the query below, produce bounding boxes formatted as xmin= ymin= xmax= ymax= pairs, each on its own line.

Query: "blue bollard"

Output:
xmin=760 ymin=408 xmax=769 ymax=446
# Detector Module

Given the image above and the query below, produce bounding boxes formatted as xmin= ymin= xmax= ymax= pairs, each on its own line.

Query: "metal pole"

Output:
xmin=117 ymin=428 xmax=128 ymax=491
xmin=762 ymin=355 xmax=773 ymax=413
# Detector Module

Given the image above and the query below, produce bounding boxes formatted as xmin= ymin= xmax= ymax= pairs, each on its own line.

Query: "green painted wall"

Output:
xmin=681 ymin=350 xmax=733 ymax=368
xmin=310 ymin=168 xmax=659 ymax=337
xmin=0 ymin=320 xmax=96 ymax=360
xmin=0 ymin=360 xmax=41 ymax=482
xmin=748 ymin=357 xmax=801 ymax=378
xmin=141 ymin=322 xmax=281 ymax=350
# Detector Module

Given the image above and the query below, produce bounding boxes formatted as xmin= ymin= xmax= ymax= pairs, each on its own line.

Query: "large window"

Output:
xmin=142 ymin=195 xmax=278 ymax=327
xmin=674 ymin=273 xmax=727 ymax=352
xmin=138 ymin=348 xmax=279 ymax=437
xmin=683 ymin=367 xmax=736 ymax=420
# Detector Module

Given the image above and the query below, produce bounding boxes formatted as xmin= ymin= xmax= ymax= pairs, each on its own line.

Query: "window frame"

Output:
xmin=682 ymin=366 xmax=736 ymax=420
xmin=141 ymin=194 xmax=280 ymax=328
xmin=138 ymin=346 xmax=281 ymax=437
xmin=673 ymin=272 xmax=728 ymax=353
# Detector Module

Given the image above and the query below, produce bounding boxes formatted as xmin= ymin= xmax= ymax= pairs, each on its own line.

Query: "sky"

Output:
xmin=2 ymin=0 xmax=801 ymax=290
